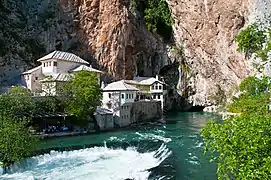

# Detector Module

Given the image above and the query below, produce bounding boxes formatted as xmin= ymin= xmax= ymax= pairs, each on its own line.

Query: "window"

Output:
xmin=152 ymin=85 xmax=155 ymax=89
xmin=46 ymin=62 xmax=48 ymax=67
xmin=158 ymin=95 xmax=161 ymax=99
xmin=35 ymin=77 xmax=38 ymax=80
xmin=159 ymin=85 xmax=162 ymax=90
xmin=129 ymin=94 xmax=131 ymax=99
xmin=43 ymin=63 xmax=46 ymax=67
xmin=53 ymin=62 xmax=57 ymax=66
xmin=108 ymin=93 xmax=112 ymax=98
xmin=48 ymin=62 xmax=51 ymax=66
xmin=126 ymin=94 xmax=128 ymax=99
xmin=131 ymin=94 xmax=134 ymax=99
xmin=121 ymin=94 xmax=124 ymax=99
xmin=155 ymin=85 xmax=158 ymax=90
xmin=153 ymin=95 xmax=156 ymax=99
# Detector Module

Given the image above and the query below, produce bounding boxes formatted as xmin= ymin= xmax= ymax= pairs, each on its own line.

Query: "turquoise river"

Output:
xmin=0 ymin=112 xmax=221 ymax=180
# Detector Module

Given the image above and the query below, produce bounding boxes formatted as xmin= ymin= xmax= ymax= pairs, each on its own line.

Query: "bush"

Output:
xmin=202 ymin=76 xmax=271 ymax=179
xmin=144 ymin=0 xmax=173 ymax=40
xmin=0 ymin=114 xmax=39 ymax=169
xmin=235 ymin=24 xmax=266 ymax=58
xmin=202 ymin=114 xmax=271 ymax=179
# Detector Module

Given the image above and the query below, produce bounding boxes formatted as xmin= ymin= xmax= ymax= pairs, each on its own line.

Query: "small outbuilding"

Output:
xmin=94 ymin=107 xmax=114 ymax=130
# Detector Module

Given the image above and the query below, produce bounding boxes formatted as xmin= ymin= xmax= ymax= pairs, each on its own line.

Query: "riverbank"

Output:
xmin=0 ymin=112 xmax=222 ymax=180
xmin=37 ymin=116 xmax=166 ymax=139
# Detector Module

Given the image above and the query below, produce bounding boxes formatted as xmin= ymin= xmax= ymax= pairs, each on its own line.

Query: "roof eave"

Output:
xmin=37 ymin=58 xmax=90 ymax=65
xmin=102 ymin=89 xmax=139 ymax=92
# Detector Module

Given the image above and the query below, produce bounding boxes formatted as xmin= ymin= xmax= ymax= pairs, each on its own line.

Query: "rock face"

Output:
xmin=70 ymin=0 xmax=169 ymax=80
xmin=167 ymin=0 xmax=250 ymax=107
xmin=1 ymin=0 xmax=269 ymax=109
xmin=0 ymin=0 xmax=169 ymax=85
xmin=0 ymin=0 xmax=82 ymax=85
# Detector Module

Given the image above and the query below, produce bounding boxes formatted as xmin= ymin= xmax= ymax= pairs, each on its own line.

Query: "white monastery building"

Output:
xmin=22 ymin=50 xmax=102 ymax=95
xmin=125 ymin=75 xmax=168 ymax=109
xmin=101 ymin=80 xmax=139 ymax=127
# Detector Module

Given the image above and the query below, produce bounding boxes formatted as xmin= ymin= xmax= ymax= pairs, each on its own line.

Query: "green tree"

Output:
xmin=0 ymin=114 xmax=39 ymax=169
xmin=62 ymin=71 xmax=102 ymax=126
xmin=0 ymin=87 xmax=40 ymax=169
xmin=34 ymin=96 xmax=65 ymax=114
xmin=2 ymin=86 xmax=36 ymax=117
xmin=202 ymin=76 xmax=271 ymax=179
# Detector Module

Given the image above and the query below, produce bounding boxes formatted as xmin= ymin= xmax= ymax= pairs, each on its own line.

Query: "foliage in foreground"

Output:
xmin=62 ymin=70 xmax=102 ymax=126
xmin=0 ymin=114 xmax=39 ymax=169
xmin=201 ymin=76 xmax=271 ymax=179
xmin=202 ymin=114 xmax=271 ymax=179
xmin=228 ymin=76 xmax=271 ymax=115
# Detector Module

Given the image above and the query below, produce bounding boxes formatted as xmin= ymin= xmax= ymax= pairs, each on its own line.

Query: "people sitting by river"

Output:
xmin=62 ymin=125 xmax=69 ymax=132
xmin=41 ymin=124 xmax=73 ymax=134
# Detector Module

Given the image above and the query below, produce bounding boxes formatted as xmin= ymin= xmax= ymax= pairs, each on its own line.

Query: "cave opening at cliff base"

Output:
xmin=187 ymin=105 xmax=205 ymax=112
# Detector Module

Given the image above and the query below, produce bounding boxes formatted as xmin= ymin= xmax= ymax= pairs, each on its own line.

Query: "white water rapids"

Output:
xmin=0 ymin=144 xmax=171 ymax=180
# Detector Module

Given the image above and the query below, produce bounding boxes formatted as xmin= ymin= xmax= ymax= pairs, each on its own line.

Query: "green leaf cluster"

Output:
xmin=0 ymin=114 xmax=39 ymax=169
xmin=144 ymin=0 xmax=173 ymax=40
xmin=228 ymin=76 xmax=271 ymax=114
xmin=0 ymin=86 xmax=36 ymax=117
xmin=202 ymin=114 xmax=271 ymax=179
xmin=235 ymin=24 xmax=271 ymax=61
xmin=62 ymin=71 xmax=102 ymax=126
xmin=202 ymin=76 xmax=271 ymax=179
xmin=0 ymin=88 xmax=40 ymax=169
xmin=0 ymin=86 xmax=63 ymax=117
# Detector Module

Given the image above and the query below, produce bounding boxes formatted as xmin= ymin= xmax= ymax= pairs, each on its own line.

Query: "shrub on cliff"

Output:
xmin=201 ymin=76 xmax=271 ymax=179
xmin=235 ymin=23 xmax=271 ymax=64
xmin=144 ymin=0 xmax=173 ymax=40
xmin=235 ymin=24 xmax=266 ymax=58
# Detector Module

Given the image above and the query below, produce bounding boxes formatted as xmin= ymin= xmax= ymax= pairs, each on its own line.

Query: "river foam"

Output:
xmin=0 ymin=144 xmax=171 ymax=180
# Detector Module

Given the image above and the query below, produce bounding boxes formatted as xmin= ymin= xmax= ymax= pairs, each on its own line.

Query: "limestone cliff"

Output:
xmin=1 ymin=0 xmax=270 ymax=109
xmin=167 ymin=0 xmax=251 ymax=108
xmin=0 ymin=0 xmax=169 ymax=85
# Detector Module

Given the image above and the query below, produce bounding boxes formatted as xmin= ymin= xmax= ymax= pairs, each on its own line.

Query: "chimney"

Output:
xmin=101 ymin=81 xmax=105 ymax=89
xmin=156 ymin=74 xmax=159 ymax=80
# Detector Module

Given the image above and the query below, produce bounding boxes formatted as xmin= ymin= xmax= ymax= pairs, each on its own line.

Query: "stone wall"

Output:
xmin=129 ymin=101 xmax=162 ymax=124
xmin=96 ymin=101 xmax=162 ymax=130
